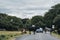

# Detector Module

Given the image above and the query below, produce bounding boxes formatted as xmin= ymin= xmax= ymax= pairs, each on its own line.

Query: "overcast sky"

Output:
xmin=0 ymin=0 xmax=60 ymax=19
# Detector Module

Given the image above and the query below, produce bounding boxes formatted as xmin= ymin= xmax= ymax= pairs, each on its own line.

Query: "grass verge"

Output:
xmin=0 ymin=31 xmax=22 ymax=40
xmin=52 ymin=32 xmax=60 ymax=39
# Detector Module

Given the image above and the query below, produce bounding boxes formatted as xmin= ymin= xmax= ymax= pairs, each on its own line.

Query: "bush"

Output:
xmin=57 ymin=29 xmax=60 ymax=34
xmin=0 ymin=35 xmax=6 ymax=40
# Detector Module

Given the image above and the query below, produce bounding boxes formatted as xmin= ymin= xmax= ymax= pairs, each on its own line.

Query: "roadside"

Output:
xmin=0 ymin=31 xmax=29 ymax=40
xmin=52 ymin=32 xmax=60 ymax=39
xmin=0 ymin=31 xmax=22 ymax=40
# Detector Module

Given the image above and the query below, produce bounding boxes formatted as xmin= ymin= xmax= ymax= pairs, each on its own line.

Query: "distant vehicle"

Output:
xmin=36 ymin=28 xmax=43 ymax=33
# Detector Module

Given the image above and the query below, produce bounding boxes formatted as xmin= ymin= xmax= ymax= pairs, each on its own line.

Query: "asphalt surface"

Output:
xmin=16 ymin=32 xmax=60 ymax=40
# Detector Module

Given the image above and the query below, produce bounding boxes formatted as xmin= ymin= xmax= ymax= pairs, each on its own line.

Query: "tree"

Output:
xmin=44 ymin=4 xmax=60 ymax=28
xmin=31 ymin=15 xmax=45 ymax=28
xmin=0 ymin=13 xmax=23 ymax=31
xmin=53 ymin=15 xmax=60 ymax=34
xmin=21 ymin=18 xmax=32 ymax=29
xmin=31 ymin=16 xmax=44 ymax=24
xmin=25 ymin=19 xmax=31 ymax=28
xmin=35 ymin=21 xmax=45 ymax=28
xmin=53 ymin=15 xmax=60 ymax=29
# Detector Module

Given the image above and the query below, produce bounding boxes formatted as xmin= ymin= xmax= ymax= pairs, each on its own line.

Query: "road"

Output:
xmin=16 ymin=32 xmax=60 ymax=40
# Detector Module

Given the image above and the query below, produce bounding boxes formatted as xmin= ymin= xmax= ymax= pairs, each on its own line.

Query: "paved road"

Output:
xmin=16 ymin=32 xmax=60 ymax=40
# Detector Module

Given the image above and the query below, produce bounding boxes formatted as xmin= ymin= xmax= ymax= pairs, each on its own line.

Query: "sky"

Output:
xmin=0 ymin=0 xmax=60 ymax=19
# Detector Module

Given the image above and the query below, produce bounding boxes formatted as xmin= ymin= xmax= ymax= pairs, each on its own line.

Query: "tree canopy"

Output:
xmin=53 ymin=15 xmax=60 ymax=29
xmin=0 ymin=13 xmax=23 ymax=31
xmin=31 ymin=16 xmax=45 ymax=28
xmin=44 ymin=4 xmax=60 ymax=28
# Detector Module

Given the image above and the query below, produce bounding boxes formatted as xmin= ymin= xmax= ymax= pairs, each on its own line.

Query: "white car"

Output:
xmin=36 ymin=28 xmax=43 ymax=33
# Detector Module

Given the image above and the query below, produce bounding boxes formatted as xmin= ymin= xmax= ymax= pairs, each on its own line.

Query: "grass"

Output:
xmin=52 ymin=32 xmax=60 ymax=39
xmin=0 ymin=31 xmax=22 ymax=40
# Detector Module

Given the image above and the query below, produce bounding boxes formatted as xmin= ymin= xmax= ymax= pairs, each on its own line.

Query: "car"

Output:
xmin=36 ymin=28 xmax=43 ymax=33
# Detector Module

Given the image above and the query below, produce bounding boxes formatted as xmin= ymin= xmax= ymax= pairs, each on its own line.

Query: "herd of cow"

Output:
xmin=21 ymin=26 xmax=53 ymax=35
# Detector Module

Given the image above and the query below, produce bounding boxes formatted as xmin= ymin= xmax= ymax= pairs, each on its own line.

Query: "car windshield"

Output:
xmin=0 ymin=0 xmax=60 ymax=40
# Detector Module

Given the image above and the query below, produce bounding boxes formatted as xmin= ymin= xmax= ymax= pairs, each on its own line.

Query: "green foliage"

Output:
xmin=0 ymin=13 xmax=23 ymax=31
xmin=35 ymin=21 xmax=45 ymax=28
xmin=44 ymin=4 xmax=60 ymax=28
xmin=21 ymin=18 xmax=31 ymax=28
xmin=53 ymin=15 xmax=60 ymax=29
xmin=31 ymin=16 xmax=44 ymax=24
xmin=25 ymin=19 xmax=31 ymax=28
xmin=0 ymin=35 xmax=6 ymax=40
xmin=0 ymin=13 xmax=32 ymax=30
xmin=31 ymin=16 xmax=45 ymax=28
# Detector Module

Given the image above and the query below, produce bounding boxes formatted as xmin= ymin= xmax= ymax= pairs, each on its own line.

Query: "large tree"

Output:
xmin=53 ymin=15 xmax=60 ymax=34
xmin=0 ymin=13 xmax=23 ymax=31
xmin=44 ymin=4 xmax=60 ymax=28
xmin=53 ymin=15 xmax=60 ymax=29
xmin=21 ymin=18 xmax=32 ymax=29
xmin=31 ymin=16 xmax=45 ymax=28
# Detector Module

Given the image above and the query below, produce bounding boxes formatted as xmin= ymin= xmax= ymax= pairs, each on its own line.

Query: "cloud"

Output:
xmin=0 ymin=8 xmax=11 ymax=13
xmin=0 ymin=0 xmax=60 ymax=18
